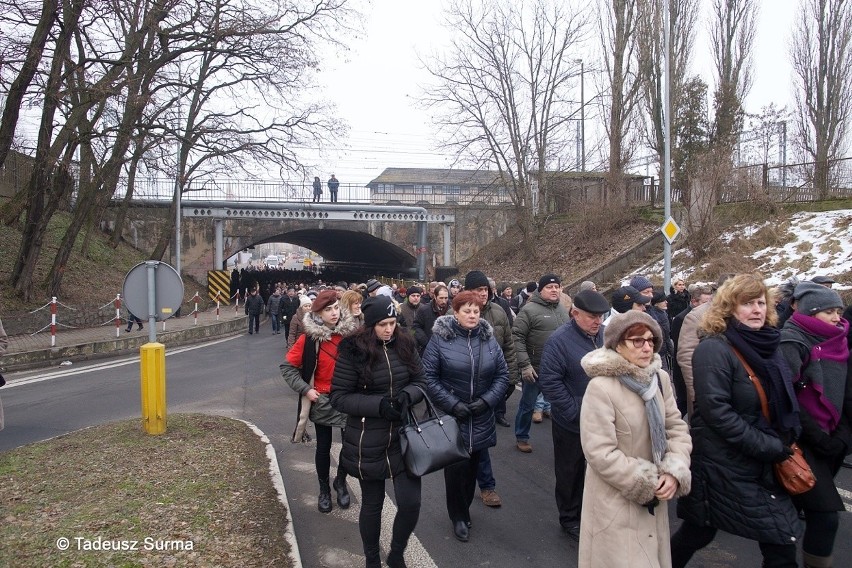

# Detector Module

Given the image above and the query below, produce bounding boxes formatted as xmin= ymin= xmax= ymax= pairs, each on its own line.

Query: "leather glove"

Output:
xmin=379 ymin=397 xmax=402 ymax=421
xmin=774 ymin=446 xmax=795 ymax=464
xmin=395 ymin=391 xmax=411 ymax=416
xmin=468 ymin=398 xmax=489 ymax=417
xmin=521 ymin=366 xmax=538 ymax=383
xmin=452 ymin=402 xmax=472 ymax=419
xmin=815 ymin=435 xmax=847 ymax=458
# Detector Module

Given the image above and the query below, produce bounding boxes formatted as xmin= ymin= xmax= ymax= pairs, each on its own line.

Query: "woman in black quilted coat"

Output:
xmin=421 ymin=290 xmax=509 ymax=543
xmin=330 ymin=295 xmax=426 ymax=568
xmin=670 ymin=274 xmax=802 ymax=568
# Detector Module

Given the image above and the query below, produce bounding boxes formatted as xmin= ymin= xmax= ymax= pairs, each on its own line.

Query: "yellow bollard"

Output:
xmin=140 ymin=342 xmax=167 ymax=434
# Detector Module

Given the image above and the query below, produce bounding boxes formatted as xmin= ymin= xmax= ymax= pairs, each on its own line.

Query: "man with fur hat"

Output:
xmin=538 ymin=289 xmax=610 ymax=540
xmin=461 ymin=270 xmax=519 ymax=508
xmin=512 ymin=273 xmax=571 ymax=453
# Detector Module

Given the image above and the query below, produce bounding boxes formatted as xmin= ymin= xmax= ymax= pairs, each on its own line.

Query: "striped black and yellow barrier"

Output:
xmin=207 ymin=270 xmax=231 ymax=305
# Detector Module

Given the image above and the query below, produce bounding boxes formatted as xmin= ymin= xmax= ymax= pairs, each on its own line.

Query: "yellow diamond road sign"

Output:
xmin=661 ymin=217 xmax=680 ymax=243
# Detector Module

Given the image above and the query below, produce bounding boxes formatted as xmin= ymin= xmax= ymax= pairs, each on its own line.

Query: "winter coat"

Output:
xmin=287 ymin=306 xmax=308 ymax=349
xmin=578 ymin=349 xmax=692 ymax=568
xmin=280 ymin=295 xmax=300 ymax=322
xmin=675 ymin=302 xmax=710 ymax=417
xmin=780 ymin=317 xmax=852 ymax=512
xmin=330 ymin=334 xmax=427 ymax=480
xmin=422 ymin=315 xmax=509 ymax=453
xmin=447 ymin=298 xmax=518 ymax=379
xmin=399 ymin=300 xmax=420 ymax=336
xmin=279 ymin=311 xmax=359 ymax=441
xmin=244 ymin=293 xmax=265 ymax=316
xmin=266 ymin=293 xmax=283 ymax=316
xmin=676 ymin=334 xmax=803 ymax=545
xmin=412 ymin=301 xmax=446 ymax=353
xmin=538 ymin=320 xmax=604 ymax=433
xmin=646 ymin=305 xmax=673 ymax=366
xmin=512 ymin=291 xmax=570 ymax=372
xmin=666 ymin=289 xmax=690 ymax=323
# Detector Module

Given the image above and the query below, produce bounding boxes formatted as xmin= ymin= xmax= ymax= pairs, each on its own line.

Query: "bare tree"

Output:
xmin=636 ymin=0 xmax=699 ymax=177
xmin=791 ymin=0 xmax=852 ymax=199
xmin=744 ymin=103 xmax=789 ymax=166
xmin=0 ymin=0 xmax=355 ymax=299
xmin=709 ymin=0 xmax=756 ymax=151
xmin=0 ymin=0 xmax=58 ymax=170
xmin=598 ymin=0 xmax=642 ymax=203
xmin=421 ymin=0 xmax=587 ymax=248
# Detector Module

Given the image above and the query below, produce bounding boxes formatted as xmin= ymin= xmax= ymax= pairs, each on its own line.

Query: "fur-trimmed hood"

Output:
xmin=581 ymin=347 xmax=663 ymax=386
xmin=302 ymin=309 xmax=359 ymax=341
xmin=431 ymin=314 xmax=494 ymax=341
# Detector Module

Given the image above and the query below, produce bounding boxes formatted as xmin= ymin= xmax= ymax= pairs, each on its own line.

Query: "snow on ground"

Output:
xmin=629 ymin=209 xmax=852 ymax=290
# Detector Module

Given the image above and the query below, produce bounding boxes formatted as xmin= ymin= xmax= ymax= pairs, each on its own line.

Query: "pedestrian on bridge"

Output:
xmin=327 ymin=174 xmax=340 ymax=202
xmin=312 ymin=176 xmax=322 ymax=203
xmin=280 ymin=290 xmax=358 ymax=514
xmin=330 ymin=295 xmax=428 ymax=568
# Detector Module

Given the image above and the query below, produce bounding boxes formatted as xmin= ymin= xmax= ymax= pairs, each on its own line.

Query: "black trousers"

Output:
xmin=313 ymin=424 xmax=345 ymax=482
xmin=444 ymin=450 xmax=482 ymax=523
xmin=670 ymin=521 xmax=798 ymax=568
xmin=552 ymin=421 xmax=585 ymax=528
xmin=359 ymin=474 xmax=421 ymax=563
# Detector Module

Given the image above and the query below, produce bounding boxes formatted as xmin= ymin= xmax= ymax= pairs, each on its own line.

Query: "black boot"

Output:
xmin=386 ymin=543 xmax=407 ymax=568
xmin=365 ymin=545 xmax=381 ymax=568
xmin=317 ymin=478 xmax=332 ymax=513
xmin=333 ymin=474 xmax=350 ymax=509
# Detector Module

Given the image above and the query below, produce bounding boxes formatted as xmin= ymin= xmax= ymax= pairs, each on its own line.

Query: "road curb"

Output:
xmin=241 ymin=420 xmax=303 ymax=568
xmin=1 ymin=318 xmax=247 ymax=372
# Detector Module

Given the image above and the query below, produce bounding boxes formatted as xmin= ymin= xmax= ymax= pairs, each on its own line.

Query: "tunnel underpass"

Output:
xmin=254 ymin=228 xmax=418 ymax=276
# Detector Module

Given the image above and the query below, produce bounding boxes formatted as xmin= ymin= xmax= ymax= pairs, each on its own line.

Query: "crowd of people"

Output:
xmin=266 ymin=269 xmax=851 ymax=568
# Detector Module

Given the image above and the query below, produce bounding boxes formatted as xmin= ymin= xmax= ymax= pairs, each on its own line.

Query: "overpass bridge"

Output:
xmin=110 ymin=196 xmax=514 ymax=284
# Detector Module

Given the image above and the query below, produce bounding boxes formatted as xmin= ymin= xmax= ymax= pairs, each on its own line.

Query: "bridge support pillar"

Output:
xmin=442 ymin=223 xmax=452 ymax=266
xmin=214 ymin=219 xmax=224 ymax=270
xmin=417 ymin=221 xmax=428 ymax=281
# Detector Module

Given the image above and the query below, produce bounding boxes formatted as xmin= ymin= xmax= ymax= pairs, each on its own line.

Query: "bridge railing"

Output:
xmin=124 ymin=178 xmax=374 ymax=203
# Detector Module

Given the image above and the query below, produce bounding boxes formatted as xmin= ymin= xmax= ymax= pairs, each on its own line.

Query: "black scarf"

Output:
xmin=723 ymin=320 xmax=801 ymax=437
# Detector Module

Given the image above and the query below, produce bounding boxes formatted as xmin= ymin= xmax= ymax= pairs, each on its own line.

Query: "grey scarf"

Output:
xmin=619 ymin=373 xmax=666 ymax=465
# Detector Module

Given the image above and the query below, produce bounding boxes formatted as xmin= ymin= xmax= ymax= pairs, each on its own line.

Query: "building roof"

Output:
xmin=367 ymin=168 xmax=503 ymax=186
xmin=367 ymin=167 xmax=646 ymax=187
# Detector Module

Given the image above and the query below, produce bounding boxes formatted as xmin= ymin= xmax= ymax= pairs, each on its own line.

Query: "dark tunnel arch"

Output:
xmin=251 ymin=228 xmax=417 ymax=274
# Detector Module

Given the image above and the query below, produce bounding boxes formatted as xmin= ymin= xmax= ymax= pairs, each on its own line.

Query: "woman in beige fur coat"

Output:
xmin=578 ymin=310 xmax=692 ymax=567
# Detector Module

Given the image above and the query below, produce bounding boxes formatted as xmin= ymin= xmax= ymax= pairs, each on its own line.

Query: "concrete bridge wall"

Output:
xmin=106 ymin=202 xmax=516 ymax=282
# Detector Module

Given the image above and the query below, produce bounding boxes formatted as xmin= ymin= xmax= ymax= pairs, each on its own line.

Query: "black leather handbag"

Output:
xmin=399 ymin=386 xmax=469 ymax=477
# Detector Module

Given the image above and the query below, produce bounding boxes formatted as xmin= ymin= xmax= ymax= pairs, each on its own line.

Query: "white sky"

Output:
xmin=316 ymin=0 xmax=802 ymax=185
xmin=7 ymin=0 xmax=804 ymax=186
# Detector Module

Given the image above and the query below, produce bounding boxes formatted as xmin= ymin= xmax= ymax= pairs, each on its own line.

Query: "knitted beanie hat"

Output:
xmin=794 ymin=281 xmax=843 ymax=315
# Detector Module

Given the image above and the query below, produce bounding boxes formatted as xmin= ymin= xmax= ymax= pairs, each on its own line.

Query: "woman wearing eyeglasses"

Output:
xmin=671 ymin=274 xmax=803 ymax=567
xmin=578 ymin=310 xmax=691 ymax=567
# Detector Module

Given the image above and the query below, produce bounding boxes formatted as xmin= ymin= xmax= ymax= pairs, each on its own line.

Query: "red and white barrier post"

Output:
xmin=233 ymin=291 xmax=240 ymax=313
xmin=216 ymin=291 xmax=221 ymax=321
xmin=50 ymin=297 xmax=58 ymax=347
xmin=114 ymin=294 xmax=121 ymax=338
xmin=192 ymin=292 xmax=200 ymax=325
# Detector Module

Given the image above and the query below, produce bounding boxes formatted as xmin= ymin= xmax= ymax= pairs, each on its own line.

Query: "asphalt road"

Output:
xmin=2 ymin=332 xmax=851 ymax=567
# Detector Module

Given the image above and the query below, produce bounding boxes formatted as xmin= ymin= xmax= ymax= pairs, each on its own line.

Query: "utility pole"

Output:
xmin=663 ymin=0 xmax=672 ymax=290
